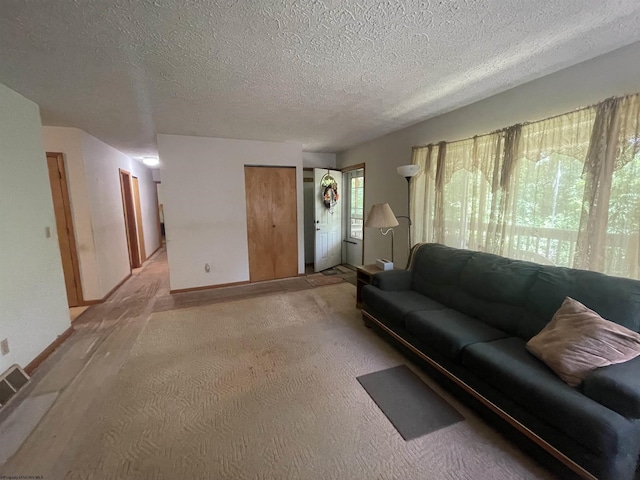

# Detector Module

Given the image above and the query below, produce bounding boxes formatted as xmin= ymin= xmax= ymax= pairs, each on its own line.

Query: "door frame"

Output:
xmin=313 ymin=167 xmax=343 ymax=272
xmin=154 ymin=181 xmax=163 ymax=247
xmin=341 ymin=162 xmax=366 ymax=266
xmin=245 ymin=165 xmax=299 ymax=282
xmin=46 ymin=152 xmax=84 ymax=306
xmin=119 ymin=169 xmax=141 ymax=269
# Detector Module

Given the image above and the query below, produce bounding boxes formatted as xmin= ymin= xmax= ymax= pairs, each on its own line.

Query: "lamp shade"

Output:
xmin=364 ymin=203 xmax=399 ymax=229
xmin=397 ymin=164 xmax=420 ymax=178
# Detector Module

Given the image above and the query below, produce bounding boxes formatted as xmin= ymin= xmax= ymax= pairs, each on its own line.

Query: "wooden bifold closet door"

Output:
xmin=245 ymin=166 xmax=298 ymax=282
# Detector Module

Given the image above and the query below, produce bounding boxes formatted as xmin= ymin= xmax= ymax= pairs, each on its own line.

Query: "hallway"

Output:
xmin=0 ymin=249 xmax=170 ymax=477
xmin=0 ymin=248 xmax=349 ymax=477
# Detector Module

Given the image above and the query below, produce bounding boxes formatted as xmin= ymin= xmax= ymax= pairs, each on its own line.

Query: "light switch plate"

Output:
xmin=0 ymin=339 xmax=9 ymax=356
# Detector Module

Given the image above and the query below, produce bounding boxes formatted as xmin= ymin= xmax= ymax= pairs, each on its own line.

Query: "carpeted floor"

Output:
xmin=63 ymin=283 xmax=551 ymax=480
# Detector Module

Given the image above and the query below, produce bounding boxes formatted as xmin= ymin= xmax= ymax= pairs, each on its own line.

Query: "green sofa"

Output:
xmin=362 ymin=243 xmax=640 ymax=480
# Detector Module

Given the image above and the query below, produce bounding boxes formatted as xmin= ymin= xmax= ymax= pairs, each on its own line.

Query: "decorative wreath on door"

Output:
xmin=320 ymin=172 xmax=339 ymax=213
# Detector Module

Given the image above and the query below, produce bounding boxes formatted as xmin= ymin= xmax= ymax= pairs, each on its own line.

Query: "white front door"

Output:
xmin=314 ymin=168 xmax=342 ymax=272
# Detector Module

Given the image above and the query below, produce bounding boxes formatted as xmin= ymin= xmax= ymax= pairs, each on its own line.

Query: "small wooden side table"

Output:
xmin=356 ymin=264 xmax=384 ymax=309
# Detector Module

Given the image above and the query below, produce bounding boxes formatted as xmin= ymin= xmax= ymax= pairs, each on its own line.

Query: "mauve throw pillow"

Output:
xmin=526 ymin=297 xmax=640 ymax=387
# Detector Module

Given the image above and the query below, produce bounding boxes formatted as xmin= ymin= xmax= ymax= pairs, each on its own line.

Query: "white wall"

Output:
xmin=41 ymin=127 xmax=102 ymax=299
xmin=80 ymin=132 xmax=160 ymax=296
xmin=338 ymin=41 xmax=640 ymax=268
xmin=158 ymin=135 xmax=304 ymax=291
xmin=43 ymin=127 xmax=160 ymax=299
xmin=0 ymin=83 xmax=70 ymax=371
xmin=303 ymin=152 xmax=336 ymax=169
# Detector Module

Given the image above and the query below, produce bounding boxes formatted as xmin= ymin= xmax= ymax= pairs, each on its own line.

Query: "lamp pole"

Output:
xmin=380 ymin=228 xmax=395 ymax=262
xmin=395 ymin=178 xmax=413 ymax=254
xmin=396 ymin=164 xmax=420 ymax=266
xmin=404 ymin=176 xmax=411 ymax=251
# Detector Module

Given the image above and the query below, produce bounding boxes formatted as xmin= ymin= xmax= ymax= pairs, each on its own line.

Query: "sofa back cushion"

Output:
xmin=459 ymin=254 xmax=540 ymax=306
xmin=455 ymin=254 xmax=539 ymax=335
xmin=524 ymin=266 xmax=640 ymax=335
xmin=410 ymin=245 xmax=539 ymax=336
xmin=409 ymin=243 xmax=640 ymax=340
xmin=411 ymin=244 xmax=474 ymax=300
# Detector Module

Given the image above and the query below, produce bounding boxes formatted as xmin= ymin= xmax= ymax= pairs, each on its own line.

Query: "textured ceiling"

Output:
xmin=2 ymin=1 xmax=640 ymax=158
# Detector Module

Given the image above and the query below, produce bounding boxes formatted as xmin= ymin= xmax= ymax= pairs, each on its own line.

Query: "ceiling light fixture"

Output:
xmin=143 ymin=157 xmax=159 ymax=166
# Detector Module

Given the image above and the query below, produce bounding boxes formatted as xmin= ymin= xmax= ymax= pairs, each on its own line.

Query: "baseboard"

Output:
xmin=147 ymin=244 xmax=162 ymax=260
xmin=102 ymin=273 xmax=132 ymax=301
xmin=75 ymin=272 xmax=134 ymax=306
xmin=78 ymin=299 xmax=103 ymax=306
xmin=24 ymin=325 xmax=75 ymax=375
xmin=170 ymin=280 xmax=250 ymax=294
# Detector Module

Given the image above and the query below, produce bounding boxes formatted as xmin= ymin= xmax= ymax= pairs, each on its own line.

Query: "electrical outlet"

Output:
xmin=0 ymin=338 xmax=9 ymax=356
xmin=204 ymin=263 xmax=211 ymax=273
xmin=45 ymin=226 xmax=51 ymax=238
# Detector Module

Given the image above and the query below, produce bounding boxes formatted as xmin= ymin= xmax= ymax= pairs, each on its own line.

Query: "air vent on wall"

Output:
xmin=0 ymin=364 xmax=30 ymax=407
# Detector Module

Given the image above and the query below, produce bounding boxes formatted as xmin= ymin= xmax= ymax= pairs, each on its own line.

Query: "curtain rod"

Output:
xmin=411 ymin=92 xmax=635 ymax=150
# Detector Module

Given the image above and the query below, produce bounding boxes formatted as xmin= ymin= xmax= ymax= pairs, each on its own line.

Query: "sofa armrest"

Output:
xmin=582 ymin=356 xmax=640 ymax=418
xmin=371 ymin=270 xmax=412 ymax=291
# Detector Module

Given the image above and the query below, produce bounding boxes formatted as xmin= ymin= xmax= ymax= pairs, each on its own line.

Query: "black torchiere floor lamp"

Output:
xmin=396 ymin=164 xmax=420 ymax=257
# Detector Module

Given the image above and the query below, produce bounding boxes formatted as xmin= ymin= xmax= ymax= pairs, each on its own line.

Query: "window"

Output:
xmin=348 ymin=171 xmax=364 ymax=240
xmin=411 ymin=93 xmax=640 ymax=279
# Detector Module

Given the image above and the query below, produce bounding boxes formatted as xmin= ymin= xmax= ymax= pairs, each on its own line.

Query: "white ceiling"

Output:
xmin=2 ymin=1 xmax=640 ymax=158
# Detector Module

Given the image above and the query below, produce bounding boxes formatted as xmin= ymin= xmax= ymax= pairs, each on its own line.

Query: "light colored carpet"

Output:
xmin=0 ymin=392 xmax=58 ymax=464
xmin=63 ymin=283 xmax=551 ymax=480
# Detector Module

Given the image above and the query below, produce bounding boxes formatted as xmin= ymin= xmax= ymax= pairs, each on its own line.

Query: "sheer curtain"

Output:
xmin=410 ymin=143 xmax=438 ymax=244
xmin=506 ymin=107 xmax=595 ymax=265
xmin=576 ymin=94 xmax=640 ymax=278
xmin=410 ymin=92 xmax=640 ymax=279
xmin=440 ymin=134 xmax=503 ymax=251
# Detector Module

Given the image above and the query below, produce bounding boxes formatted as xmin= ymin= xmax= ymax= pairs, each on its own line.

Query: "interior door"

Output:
xmin=132 ymin=177 xmax=146 ymax=262
xmin=46 ymin=152 xmax=83 ymax=306
xmin=245 ymin=166 xmax=298 ymax=282
xmin=119 ymin=169 xmax=141 ymax=269
xmin=314 ymin=168 xmax=342 ymax=272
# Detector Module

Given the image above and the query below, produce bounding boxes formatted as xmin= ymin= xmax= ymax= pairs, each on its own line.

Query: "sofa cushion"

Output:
xmin=583 ymin=356 xmax=640 ymax=419
xmin=411 ymin=244 xmax=475 ymax=300
xmin=527 ymin=297 xmax=640 ymax=387
xmin=516 ymin=311 xmax=549 ymax=341
xmin=463 ymin=337 xmax=636 ymax=456
xmin=459 ymin=254 xmax=539 ymax=306
xmin=433 ymin=287 xmax=529 ymax=336
xmin=405 ymin=309 xmax=509 ymax=360
xmin=525 ymin=266 xmax=640 ymax=332
xmin=362 ymin=285 xmax=446 ymax=328
xmin=372 ymin=270 xmax=412 ymax=291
